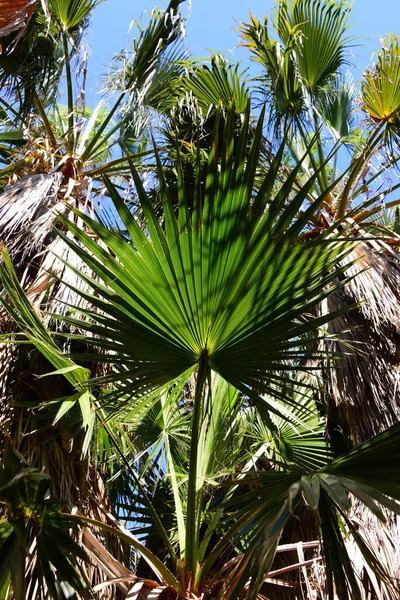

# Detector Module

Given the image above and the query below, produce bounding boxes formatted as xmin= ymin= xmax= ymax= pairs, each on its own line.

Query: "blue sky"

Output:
xmin=85 ymin=0 xmax=400 ymax=102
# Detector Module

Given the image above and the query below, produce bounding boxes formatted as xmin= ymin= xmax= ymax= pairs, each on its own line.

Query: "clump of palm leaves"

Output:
xmin=1 ymin=99 xmax=400 ymax=599
xmin=239 ymin=1 xmax=400 ymax=445
xmin=3 ymin=0 xmax=400 ymax=598
xmin=0 ymin=0 xmax=186 ymax=596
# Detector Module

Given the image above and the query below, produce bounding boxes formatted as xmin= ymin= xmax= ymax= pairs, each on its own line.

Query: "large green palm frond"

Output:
xmin=38 ymin=103 xmax=356 ymax=413
xmin=3 ymin=219 xmax=400 ymax=598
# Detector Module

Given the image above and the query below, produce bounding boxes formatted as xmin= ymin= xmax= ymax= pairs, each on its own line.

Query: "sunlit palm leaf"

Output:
xmin=238 ymin=13 xmax=305 ymax=122
xmin=44 ymin=104 xmax=355 ymax=415
xmin=318 ymin=73 xmax=356 ymax=140
xmin=361 ymin=34 xmax=400 ymax=139
xmin=181 ymin=55 xmax=249 ymax=115
xmin=47 ymin=0 xmax=97 ymax=32
xmin=273 ymin=0 xmax=352 ymax=91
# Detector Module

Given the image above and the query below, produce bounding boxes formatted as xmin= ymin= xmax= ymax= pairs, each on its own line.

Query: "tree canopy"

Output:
xmin=1 ymin=1 xmax=400 ymax=599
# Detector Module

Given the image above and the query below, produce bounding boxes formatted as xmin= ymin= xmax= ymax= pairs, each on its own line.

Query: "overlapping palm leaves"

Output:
xmin=0 ymin=441 xmax=92 ymax=600
xmin=239 ymin=1 xmax=400 ymax=450
xmin=3 ymin=1 xmax=400 ymax=598
xmin=0 ymin=0 xmax=97 ymax=115
xmin=43 ymin=103 xmax=354 ymax=412
xmin=239 ymin=0 xmax=352 ymax=126
xmin=273 ymin=0 xmax=352 ymax=92
xmin=1 ymin=100 xmax=392 ymax=597
xmin=0 ymin=4 xmax=189 ymax=597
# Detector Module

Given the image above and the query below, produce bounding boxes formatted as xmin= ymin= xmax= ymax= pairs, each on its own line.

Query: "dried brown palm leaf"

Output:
xmin=0 ymin=172 xmax=84 ymax=400
xmin=307 ymin=235 xmax=400 ymax=600
xmin=0 ymin=0 xmax=36 ymax=44
xmin=0 ymin=172 xmax=63 ymax=267
xmin=318 ymin=242 xmax=400 ymax=443
xmin=0 ymin=172 xmax=127 ymax=599
xmin=344 ymin=502 xmax=400 ymax=600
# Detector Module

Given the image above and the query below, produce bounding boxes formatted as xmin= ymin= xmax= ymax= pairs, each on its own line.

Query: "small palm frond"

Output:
xmin=261 ymin=385 xmax=333 ymax=470
xmin=238 ymin=13 xmax=305 ymax=123
xmin=0 ymin=0 xmax=95 ymax=116
xmin=318 ymin=73 xmax=357 ymax=140
xmin=273 ymin=0 xmax=352 ymax=91
xmin=181 ymin=55 xmax=250 ymax=116
xmin=219 ymin=421 xmax=400 ymax=599
xmin=46 ymin=0 xmax=97 ymax=32
xmin=81 ymin=0 xmax=185 ymax=164
xmin=361 ymin=34 xmax=400 ymax=140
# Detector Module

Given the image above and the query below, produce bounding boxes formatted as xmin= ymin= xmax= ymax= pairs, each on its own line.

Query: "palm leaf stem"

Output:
xmin=33 ymin=94 xmax=58 ymax=148
xmin=80 ymin=91 xmax=125 ymax=162
xmin=338 ymin=123 xmax=386 ymax=217
xmin=354 ymin=194 xmax=400 ymax=223
xmin=68 ymin=514 xmax=180 ymax=589
xmin=62 ymin=32 xmax=75 ymax=152
xmin=0 ymin=96 xmax=19 ymax=120
xmin=97 ymin=409 xmax=181 ymax=575
xmin=185 ymin=356 xmax=209 ymax=580
xmin=297 ymin=120 xmax=323 ymax=193
xmin=313 ymin=111 xmax=329 ymax=190
xmin=85 ymin=148 xmax=159 ymax=177
xmin=330 ymin=144 xmax=341 ymax=187
xmin=163 ymin=411 xmax=186 ymax=558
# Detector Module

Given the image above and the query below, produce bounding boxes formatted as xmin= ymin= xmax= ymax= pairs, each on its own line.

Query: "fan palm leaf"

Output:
xmin=273 ymin=0 xmax=352 ymax=92
xmin=44 ymin=104 xmax=355 ymax=412
xmin=361 ymin=34 xmax=400 ymax=139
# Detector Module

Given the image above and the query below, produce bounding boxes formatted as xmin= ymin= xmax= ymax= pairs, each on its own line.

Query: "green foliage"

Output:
xmin=0 ymin=442 xmax=92 ymax=600
xmin=273 ymin=0 xmax=352 ymax=91
xmin=181 ymin=55 xmax=250 ymax=115
xmin=2 ymin=1 xmax=400 ymax=599
xmin=361 ymin=34 xmax=400 ymax=139
xmin=49 ymin=105 xmax=354 ymax=414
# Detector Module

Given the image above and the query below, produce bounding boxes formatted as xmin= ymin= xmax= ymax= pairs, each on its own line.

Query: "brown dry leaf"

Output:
xmin=0 ymin=0 xmax=36 ymax=40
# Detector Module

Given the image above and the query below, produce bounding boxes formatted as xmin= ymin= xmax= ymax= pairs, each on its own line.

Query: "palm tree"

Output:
xmin=2 ymin=99 xmax=400 ymax=599
xmin=236 ymin=3 xmax=400 ymax=593
xmin=0 ymin=0 xmax=186 ymax=596
xmin=2 ymin=0 xmax=400 ymax=598
xmin=239 ymin=0 xmax=400 ymax=443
